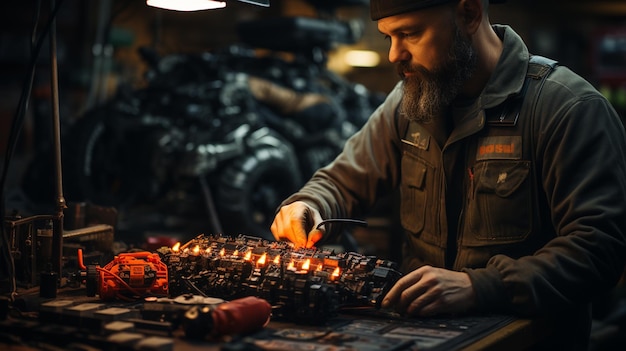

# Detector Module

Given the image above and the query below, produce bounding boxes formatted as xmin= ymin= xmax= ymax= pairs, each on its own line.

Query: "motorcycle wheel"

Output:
xmin=62 ymin=107 xmax=157 ymax=207
xmin=216 ymin=145 xmax=302 ymax=240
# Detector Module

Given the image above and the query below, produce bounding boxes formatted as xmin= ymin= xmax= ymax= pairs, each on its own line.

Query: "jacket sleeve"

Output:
xmin=277 ymin=82 xmax=405 ymax=239
xmin=465 ymin=67 xmax=626 ymax=315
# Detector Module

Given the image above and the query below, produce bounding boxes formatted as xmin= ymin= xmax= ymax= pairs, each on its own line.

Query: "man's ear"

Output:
xmin=457 ymin=0 xmax=483 ymax=35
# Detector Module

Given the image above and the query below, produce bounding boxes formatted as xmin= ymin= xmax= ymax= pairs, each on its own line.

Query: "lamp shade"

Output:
xmin=147 ymin=0 xmax=269 ymax=11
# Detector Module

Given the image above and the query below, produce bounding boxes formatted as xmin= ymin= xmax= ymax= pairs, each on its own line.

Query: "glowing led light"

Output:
xmin=257 ymin=253 xmax=267 ymax=266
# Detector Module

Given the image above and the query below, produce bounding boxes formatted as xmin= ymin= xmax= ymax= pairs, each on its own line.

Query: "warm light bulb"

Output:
xmin=344 ymin=50 xmax=380 ymax=68
xmin=146 ymin=0 xmax=226 ymax=11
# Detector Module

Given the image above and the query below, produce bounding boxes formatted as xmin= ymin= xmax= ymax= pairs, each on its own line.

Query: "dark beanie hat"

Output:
xmin=370 ymin=0 xmax=506 ymax=21
xmin=370 ymin=0 xmax=456 ymax=21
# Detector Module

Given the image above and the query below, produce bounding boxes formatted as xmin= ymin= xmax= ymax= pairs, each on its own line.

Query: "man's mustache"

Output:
xmin=397 ymin=62 xmax=430 ymax=80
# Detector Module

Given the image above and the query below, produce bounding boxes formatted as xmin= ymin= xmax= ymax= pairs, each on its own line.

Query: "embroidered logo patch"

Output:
xmin=497 ymin=172 xmax=508 ymax=184
xmin=476 ymin=136 xmax=522 ymax=160
xmin=402 ymin=124 xmax=430 ymax=150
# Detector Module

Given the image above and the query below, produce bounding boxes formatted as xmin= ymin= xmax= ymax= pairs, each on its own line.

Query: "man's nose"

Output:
xmin=388 ymin=40 xmax=410 ymax=63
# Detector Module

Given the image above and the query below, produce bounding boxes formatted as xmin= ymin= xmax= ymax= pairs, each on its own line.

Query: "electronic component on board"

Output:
xmin=80 ymin=250 xmax=169 ymax=300
xmin=182 ymin=296 xmax=272 ymax=339
xmin=158 ymin=234 xmax=402 ymax=324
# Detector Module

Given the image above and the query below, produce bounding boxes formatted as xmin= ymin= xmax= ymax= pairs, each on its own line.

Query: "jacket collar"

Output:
xmin=447 ymin=25 xmax=529 ymax=144
xmin=478 ymin=24 xmax=530 ymax=110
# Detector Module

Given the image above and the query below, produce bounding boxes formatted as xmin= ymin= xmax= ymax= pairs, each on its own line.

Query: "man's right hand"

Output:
xmin=270 ymin=201 xmax=324 ymax=248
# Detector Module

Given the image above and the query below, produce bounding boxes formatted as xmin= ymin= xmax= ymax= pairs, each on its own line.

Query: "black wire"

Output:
xmin=0 ymin=0 xmax=65 ymax=300
xmin=31 ymin=1 xmax=41 ymax=51
xmin=315 ymin=218 xmax=368 ymax=230
xmin=199 ymin=176 xmax=224 ymax=234
xmin=183 ymin=277 xmax=209 ymax=297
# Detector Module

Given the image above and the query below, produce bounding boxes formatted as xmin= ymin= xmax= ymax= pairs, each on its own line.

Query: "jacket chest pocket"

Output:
xmin=400 ymin=147 xmax=440 ymax=245
xmin=464 ymin=159 xmax=532 ymax=245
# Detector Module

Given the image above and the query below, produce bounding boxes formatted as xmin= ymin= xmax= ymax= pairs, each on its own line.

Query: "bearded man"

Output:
xmin=271 ymin=1 xmax=626 ymax=349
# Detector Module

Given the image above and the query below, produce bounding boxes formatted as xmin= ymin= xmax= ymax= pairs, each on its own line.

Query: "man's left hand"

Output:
xmin=381 ymin=265 xmax=476 ymax=316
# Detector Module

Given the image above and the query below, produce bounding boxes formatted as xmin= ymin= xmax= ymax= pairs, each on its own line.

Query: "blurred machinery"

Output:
xmin=22 ymin=0 xmax=383 ymax=241
xmin=2 ymin=203 xmax=116 ymax=293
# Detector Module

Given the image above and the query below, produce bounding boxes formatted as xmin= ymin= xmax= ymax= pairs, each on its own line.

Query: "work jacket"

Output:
xmin=280 ymin=25 xmax=626 ymax=349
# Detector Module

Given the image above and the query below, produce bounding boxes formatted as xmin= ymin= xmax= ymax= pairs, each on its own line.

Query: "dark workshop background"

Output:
xmin=1 ymin=0 xmax=626 ymax=258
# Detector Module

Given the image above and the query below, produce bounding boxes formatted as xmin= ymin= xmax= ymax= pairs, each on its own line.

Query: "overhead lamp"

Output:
xmin=147 ymin=0 xmax=269 ymax=11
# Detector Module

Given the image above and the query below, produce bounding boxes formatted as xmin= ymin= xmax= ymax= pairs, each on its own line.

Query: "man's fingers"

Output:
xmin=306 ymin=229 xmax=324 ymax=248
xmin=406 ymin=287 xmax=439 ymax=316
xmin=285 ymin=216 xmax=307 ymax=247
xmin=383 ymin=266 xmax=477 ymax=317
xmin=382 ymin=268 xmax=424 ymax=309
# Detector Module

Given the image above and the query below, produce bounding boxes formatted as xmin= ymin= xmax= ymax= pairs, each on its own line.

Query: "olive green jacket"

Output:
xmin=280 ymin=25 xmax=626 ymax=348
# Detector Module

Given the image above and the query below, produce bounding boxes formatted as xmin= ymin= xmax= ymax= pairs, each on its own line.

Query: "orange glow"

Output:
xmin=332 ymin=267 xmax=341 ymax=278
xmin=172 ymin=242 xmax=181 ymax=252
xmin=302 ymin=259 xmax=311 ymax=271
xmin=219 ymin=248 xmax=225 ymax=256
xmin=257 ymin=253 xmax=267 ymax=266
xmin=193 ymin=245 xmax=200 ymax=255
xmin=233 ymin=250 xmax=239 ymax=256
xmin=205 ymin=247 xmax=212 ymax=254
xmin=317 ymin=264 xmax=323 ymax=271
xmin=244 ymin=251 xmax=252 ymax=261
xmin=287 ymin=260 xmax=295 ymax=270
xmin=273 ymin=255 xmax=280 ymax=264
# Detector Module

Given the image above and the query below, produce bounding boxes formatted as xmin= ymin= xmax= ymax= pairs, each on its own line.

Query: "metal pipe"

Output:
xmin=49 ymin=0 xmax=67 ymax=287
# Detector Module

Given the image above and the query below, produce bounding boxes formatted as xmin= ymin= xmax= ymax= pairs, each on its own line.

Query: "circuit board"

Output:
xmin=158 ymin=234 xmax=403 ymax=324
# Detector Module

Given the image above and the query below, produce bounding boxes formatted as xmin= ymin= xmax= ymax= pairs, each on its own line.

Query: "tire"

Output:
xmin=62 ymin=107 xmax=160 ymax=207
xmin=216 ymin=144 xmax=302 ymax=240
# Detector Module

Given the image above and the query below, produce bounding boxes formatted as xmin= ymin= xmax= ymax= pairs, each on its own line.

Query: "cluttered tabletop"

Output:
xmin=1 ymin=234 xmax=534 ymax=351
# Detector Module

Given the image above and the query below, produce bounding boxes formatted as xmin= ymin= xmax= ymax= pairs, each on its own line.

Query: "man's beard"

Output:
xmin=398 ymin=27 xmax=478 ymax=123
